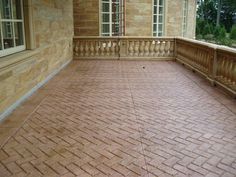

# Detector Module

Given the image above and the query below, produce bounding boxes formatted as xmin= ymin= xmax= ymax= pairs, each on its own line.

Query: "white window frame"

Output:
xmin=0 ymin=0 xmax=26 ymax=57
xmin=182 ymin=0 xmax=188 ymax=37
xmin=100 ymin=0 xmax=124 ymax=36
xmin=153 ymin=0 xmax=165 ymax=37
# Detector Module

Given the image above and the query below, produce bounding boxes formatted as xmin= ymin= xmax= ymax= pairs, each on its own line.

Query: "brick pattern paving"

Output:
xmin=0 ymin=60 xmax=236 ymax=177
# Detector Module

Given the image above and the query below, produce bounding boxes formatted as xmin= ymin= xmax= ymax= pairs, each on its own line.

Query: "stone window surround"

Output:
xmin=0 ymin=0 xmax=37 ymax=69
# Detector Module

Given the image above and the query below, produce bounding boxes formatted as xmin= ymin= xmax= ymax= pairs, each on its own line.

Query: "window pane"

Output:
xmin=0 ymin=0 xmax=12 ymax=19
xmin=102 ymin=14 xmax=109 ymax=22
xmin=14 ymin=22 xmax=24 ymax=46
xmin=102 ymin=24 xmax=109 ymax=33
xmin=12 ymin=0 xmax=22 ymax=19
xmin=154 ymin=0 xmax=157 ymax=5
xmin=113 ymin=13 xmax=119 ymax=23
xmin=154 ymin=6 xmax=157 ymax=14
xmin=159 ymin=0 xmax=164 ymax=6
xmin=158 ymin=24 xmax=163 ymax=31
xmin=159 ymin=16 xmax=163 ymax=23
xmin=159 ymin=7 xmax=163 ymax=14
xmin=153 ymin=24 xmax=157 ymax=32
xmin=112 ymin=4 xmax=119 ymax=13
xmin=102 ymin=3 xmax=109 ymax=12
xmin=153 ymin=15 xmax=157 ymax=23
xmin=2 ymin=22 xmax=14 ymax=49
xmin=112 ymin=24 xmax=119 ymax=33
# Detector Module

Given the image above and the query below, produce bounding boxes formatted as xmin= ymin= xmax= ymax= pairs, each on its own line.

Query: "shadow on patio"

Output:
xmin=0 ymin=60 xmax=236 ymax=177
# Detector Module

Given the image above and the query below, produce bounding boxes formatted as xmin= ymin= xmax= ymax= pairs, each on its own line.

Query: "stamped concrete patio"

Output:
xmin=0 ymin=60 xmax=236 ymax=177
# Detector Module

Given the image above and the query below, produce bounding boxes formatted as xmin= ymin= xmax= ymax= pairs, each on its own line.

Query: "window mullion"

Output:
xmin=109 ymin=0 xmax=112 ymax=36
xmin=157 ymin=1 xmax=159 ymax=36
xmin=21 ymin=0 xmax=26 ymax=47
xmin=11 ymin=0 xmax=16 ymax=47
xmin=0 ymin=3 xmax=4 ymax=51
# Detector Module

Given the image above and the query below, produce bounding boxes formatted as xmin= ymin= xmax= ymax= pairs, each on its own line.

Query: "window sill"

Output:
xmin=0 ymin=50 xmax=38 ymax=70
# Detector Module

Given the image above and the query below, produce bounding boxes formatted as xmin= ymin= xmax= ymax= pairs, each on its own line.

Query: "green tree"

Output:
xmin=197 ymin=0 xmax=236 ymax=31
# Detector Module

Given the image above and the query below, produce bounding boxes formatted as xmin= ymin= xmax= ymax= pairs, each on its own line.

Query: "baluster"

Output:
xmin=79 ymin=40 xmax=84 ymax=56
xmin=160 ymin=41 xmax=165 ymax=57
xmin=100 ymin=41 xmax=105 ymax=56
xmin=144 ymin=41 xmax=150 ymax=56
xmin=149 ymin=40 xmax=155 ymax=57
xmin=128 ymin=41 xmax=134 ymax=56
xmin=85 ymin=41 xmax=89 ymax=56
xmin=228 ymin=59 xmax=234 ymax=84
xmin=221 ymin=57 xmax=227 ymax=80
xmin=217 ymin=57 xmax=223 ymax=78
xmin=106 ymin=41 xmax=110 ymax=56
xmin=111 ymin=41 xmax=115 ymax=56
xmin=90 ymin=41 xmax=94 ymax=56
xmin=74 ymin=41 xmax=79 ymax=56
xmin=169 ymin=41 xmax=174 ymax=56
xmin=224 ymin=58 xmax=230 ymax=83
xmin=154 ymin=41 xmax=160 ymax=57
xmin=232 ymin=61 xmax=236 ymax=85
xmin=139 ymin=41 xmax=145 ymax=57
xmin=115 ymin=40 xmax=119 ymax=56
xmin=164 ymin=41 xmax=170 ymax=57
xmin=134 ymin=41 xmax=139 ymax=56
xmin=95 ymin=41 xmax=99 ymax=56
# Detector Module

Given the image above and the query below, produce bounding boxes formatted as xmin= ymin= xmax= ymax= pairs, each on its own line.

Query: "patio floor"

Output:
xmin=0 ymin=60 xmax=236 ymax=177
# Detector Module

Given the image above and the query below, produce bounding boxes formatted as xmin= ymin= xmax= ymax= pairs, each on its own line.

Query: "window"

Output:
xmin=153 ymin=0 xmax=165 ymax=37
xmin=182 ymin=0 xmax=188 ymax=37
xmin=101 ymin=0 xmax=124 ymax=36
xmin=0 ymin=0 xmax=25 ymax=57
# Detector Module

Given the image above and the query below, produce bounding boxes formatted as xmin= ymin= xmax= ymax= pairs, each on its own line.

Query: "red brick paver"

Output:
xmin=0 ymin=60 xmax=236 ymax=177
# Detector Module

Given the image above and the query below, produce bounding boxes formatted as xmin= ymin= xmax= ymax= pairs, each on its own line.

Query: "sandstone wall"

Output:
xmin=126 ymin=0 xmax=152 ymax=36
xmin=165 ymin=0 xmax=183 ymax=37
xmin=0 ymin=0 xmax=73 ymax=116
xmin=73 ymin=0 xmax=99 ymax=36
xmin=73 ymin=0 xmax=196 ymax=38
xmin=186 ymin=0 xmax=197 ymax=38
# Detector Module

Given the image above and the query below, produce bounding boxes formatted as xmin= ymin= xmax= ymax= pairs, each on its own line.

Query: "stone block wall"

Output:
xmin=126 ymin=0 xmax=152 ymax=36
xmin=73 ymin=0 xmax=197 ymax=38
xmin=73 ymin=0 xmax=99 ymax=36
xmin=166 ymin=0 xmax=196 ymax=38
xmin=0 ymin=0 xmax=74 ymax=116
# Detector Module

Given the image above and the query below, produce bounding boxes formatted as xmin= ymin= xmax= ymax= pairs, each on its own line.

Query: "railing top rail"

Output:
xmin=217 ymin=46 xmax=236 ymax=56
xmin=74 ymin=36 xmax=175 ymax=40
xmin=176 ymin=37 xmax=218 ymax=49
xmin=176 ymin=37 xmax=236 ymax=56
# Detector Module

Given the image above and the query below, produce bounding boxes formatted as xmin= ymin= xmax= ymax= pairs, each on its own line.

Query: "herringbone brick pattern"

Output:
xmin=0 ymin=60 xmax=236 ymax=177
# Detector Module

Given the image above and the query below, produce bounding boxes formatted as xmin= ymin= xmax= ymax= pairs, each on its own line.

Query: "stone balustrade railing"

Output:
xmin=73 ymin=36 xmax=175 ymax=60
xmin=73 ymin=36 xmax=235 ymax=96
xmin=176 ymin=37 xmax=235 ymax=96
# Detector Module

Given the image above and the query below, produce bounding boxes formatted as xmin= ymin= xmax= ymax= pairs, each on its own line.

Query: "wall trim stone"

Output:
xmin=0 ymin=59 xmax=72 ymax=122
